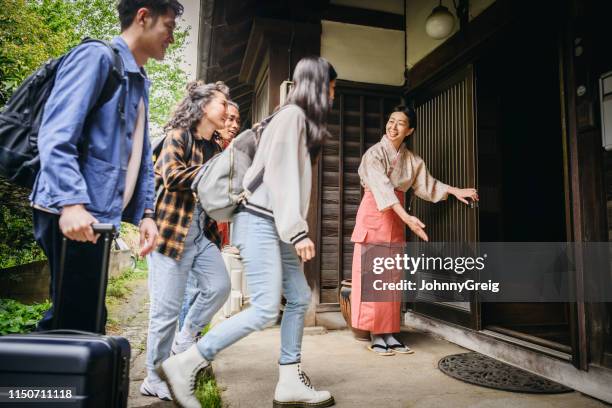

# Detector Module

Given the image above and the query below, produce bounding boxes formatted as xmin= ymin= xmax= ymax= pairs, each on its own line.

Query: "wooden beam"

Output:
xmin=359 ymin=95 xmax=365 ymax=198
xmin=239 ymin=17 xmax=321 ymax=84
xmin=338 ymin=94 xmax=345 ymax=289
xmin=196 ymin=0 xmax=216 ymax=81
xmin=336 ymin=80 xmax=404 ymax=97
xmin=323 ymin=5 xmax=404 ymax=31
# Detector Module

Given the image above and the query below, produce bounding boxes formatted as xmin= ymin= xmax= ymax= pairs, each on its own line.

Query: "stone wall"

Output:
xmin=0 ymin=260 xmax=49 ymax=304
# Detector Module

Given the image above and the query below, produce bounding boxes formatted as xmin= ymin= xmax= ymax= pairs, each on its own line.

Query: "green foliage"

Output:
xmin=134 ymin=257 xmax=148 ymax=271
xmin=0 ymin=0 xmax=72 ymax=104
xmin=195 ymin=370 xmax=223 ymax=408
xmin=28 ymin=0 xmax=82 ymax=45
xmin=106 ymin=258 xmax=148 ymax=300
xmin=1 ymin=0 xmax=190 ymax=135
xmin=0 ymin=205 xmax=46 ymax=269
xmin=0 ymin=298 xmax=51 ymax=335
xmin=146 ymin=26 xmax=190 ymax=137
xmin=71 ymin=0 xmax=120 ymax=42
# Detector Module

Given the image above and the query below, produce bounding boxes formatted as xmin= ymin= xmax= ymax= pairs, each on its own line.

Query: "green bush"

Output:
xmin=0 ymin=204 xmax=46 ymax=269
xmin=0 ymin=298 xmax=51 ymax=335
xmin=0 ymin=0 xmax=72 ymax=105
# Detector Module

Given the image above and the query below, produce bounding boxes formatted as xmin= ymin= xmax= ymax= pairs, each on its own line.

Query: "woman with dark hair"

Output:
xmin=159 ymin=57 xmax=338 ymax=408
xmin=351 ymin=105 xmax=478 ymax=356
xmin=141 ymin=81 xmax=231 ymax=401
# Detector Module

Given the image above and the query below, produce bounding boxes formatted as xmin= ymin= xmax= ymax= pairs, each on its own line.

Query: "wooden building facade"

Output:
xmin=197 ymin=0 xmax=612 ymax=402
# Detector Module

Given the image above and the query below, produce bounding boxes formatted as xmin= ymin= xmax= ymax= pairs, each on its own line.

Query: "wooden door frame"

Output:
xmin=405 ymin=0 xmax=587 ymax=366
xmin=559 ymin=0 xmax=612 ymax=370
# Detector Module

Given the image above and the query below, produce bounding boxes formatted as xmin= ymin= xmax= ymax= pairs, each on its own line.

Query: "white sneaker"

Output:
xmin=157 ymin=344 xmax=210 ymax=408
xmin=139 ymin=376 xmax=172 ymax=401
xmin=171 ymin=331 xmax=199 ymax=356
xmin=273 ymin=363 xmax=335 ymax=408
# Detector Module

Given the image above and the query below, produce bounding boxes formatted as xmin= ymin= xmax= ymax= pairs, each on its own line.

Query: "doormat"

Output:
xmin=438 ymin=352 xmax=572 ymax=394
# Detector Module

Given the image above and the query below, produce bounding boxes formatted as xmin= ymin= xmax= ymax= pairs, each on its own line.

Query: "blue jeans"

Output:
xmin=197 ymin=211 xmax=311 ymax=364
xmin=178 ymin=274 xmax=198 ymax=331
xmin=145 ymin=206 xmax=230 ymax=378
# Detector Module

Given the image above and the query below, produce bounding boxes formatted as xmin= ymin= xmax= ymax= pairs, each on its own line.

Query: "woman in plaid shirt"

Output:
xmin=141 ymin=81 xmax=231 ymax=401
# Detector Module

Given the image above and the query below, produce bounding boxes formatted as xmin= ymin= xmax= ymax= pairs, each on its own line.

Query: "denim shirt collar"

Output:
xmin=112 ymin=36 xmax=148 ymax=80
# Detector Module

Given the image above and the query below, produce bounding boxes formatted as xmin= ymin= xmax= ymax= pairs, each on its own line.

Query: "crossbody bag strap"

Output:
xmin=246 ymin=105 xmax=301 ymax=193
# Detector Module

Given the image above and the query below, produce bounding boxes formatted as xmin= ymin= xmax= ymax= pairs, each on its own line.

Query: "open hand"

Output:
xmin=404 ymin=214 xmax=429 ymax=242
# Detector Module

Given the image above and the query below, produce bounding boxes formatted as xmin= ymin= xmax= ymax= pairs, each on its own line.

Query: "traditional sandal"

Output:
xmin=367 ymin=344 xmax=395 ymax=356
xmin=387 ymin=342 xmax=414 ymax=354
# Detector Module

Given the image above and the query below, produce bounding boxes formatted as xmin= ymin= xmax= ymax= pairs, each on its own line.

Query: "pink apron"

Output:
xmin=351 ymin=190 xmax=405 ymax=334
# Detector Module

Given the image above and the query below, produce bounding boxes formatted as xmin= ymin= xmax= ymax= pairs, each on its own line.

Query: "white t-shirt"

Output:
xmin=123 ymin=99 xmax=145 ymax=209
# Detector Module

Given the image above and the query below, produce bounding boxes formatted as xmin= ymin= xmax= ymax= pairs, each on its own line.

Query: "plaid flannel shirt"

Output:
xmin=154 ymin=129 xmax=221 ymax=260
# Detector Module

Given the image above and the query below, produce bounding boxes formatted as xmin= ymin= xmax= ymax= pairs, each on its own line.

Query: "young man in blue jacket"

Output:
xmin=29 ymin=0 xmax=183 ymax=335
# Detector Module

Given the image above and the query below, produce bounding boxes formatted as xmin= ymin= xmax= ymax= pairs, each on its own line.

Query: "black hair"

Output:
xmin=117 ymin=0 xmax=184 ymax=31
xmin=285 ymin=56 xmax=337 ymax=161
xmin=329 ymin=63 xmax=338 ymax=82
xmin=164 ymin=80 xmax=229 ymax=134
xmin=391 ymin=105 xmax=417 ymax=130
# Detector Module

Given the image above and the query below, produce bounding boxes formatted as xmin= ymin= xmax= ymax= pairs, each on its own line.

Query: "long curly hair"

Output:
xmin=164 ymin=80 xmax=230 ymax=133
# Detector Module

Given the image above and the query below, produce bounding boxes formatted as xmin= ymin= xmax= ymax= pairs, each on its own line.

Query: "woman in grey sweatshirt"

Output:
xmin=159 ymin=56 xmax=338 ymax=408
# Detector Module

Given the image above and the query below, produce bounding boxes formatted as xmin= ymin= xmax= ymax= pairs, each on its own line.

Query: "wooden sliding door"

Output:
xmin=408 ymin=66 xmax=480 ymax=328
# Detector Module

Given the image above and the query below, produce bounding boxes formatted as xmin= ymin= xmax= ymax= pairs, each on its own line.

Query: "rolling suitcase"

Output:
xmin=0 ymin=224 xmax=130 ymax=407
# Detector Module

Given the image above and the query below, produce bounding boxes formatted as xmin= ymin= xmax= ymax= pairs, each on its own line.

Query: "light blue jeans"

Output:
xmin=197 ymin=211 xmax=312 ymax=364
xmin=145 ymin=205 xmax=230 ymax=378
xmin=178 ymin=274 xmax=198 ymax=331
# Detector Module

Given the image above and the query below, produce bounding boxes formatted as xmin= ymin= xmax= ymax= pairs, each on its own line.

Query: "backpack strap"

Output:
xmin=79 ymin=38 xmax=125 ymax=115
xmin=246 ymin=105 xmax=298 ymax=193
xmin=182 ymin=130 xmax=194 ymax=164
xmin=75 ymin=38 xmax=127 ymax=166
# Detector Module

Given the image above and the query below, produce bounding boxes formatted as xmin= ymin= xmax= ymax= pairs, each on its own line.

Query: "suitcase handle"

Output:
xmin=92 ymin=223 xmax=116 ymax=234
xmin=55 ymin=223 xmax=116 ymax=333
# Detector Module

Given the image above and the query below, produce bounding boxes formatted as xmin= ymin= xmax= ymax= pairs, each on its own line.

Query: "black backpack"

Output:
xmin=0 ymin=38 xmax=124 ymax=189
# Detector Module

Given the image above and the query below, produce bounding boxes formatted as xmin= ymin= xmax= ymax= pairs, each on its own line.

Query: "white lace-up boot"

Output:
xmin=273 ymin=363 xmax=335 ymax=408
xmin=157 ymin=345 xmax=209 ymax=408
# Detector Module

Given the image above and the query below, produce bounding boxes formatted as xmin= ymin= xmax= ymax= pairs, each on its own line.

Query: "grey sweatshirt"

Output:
xmin=242 ymin=105 xmax=311 ymax=246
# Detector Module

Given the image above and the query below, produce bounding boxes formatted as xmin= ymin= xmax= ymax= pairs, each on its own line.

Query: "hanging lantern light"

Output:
xmin=425 ymin=1 xmax=456 ymax=39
